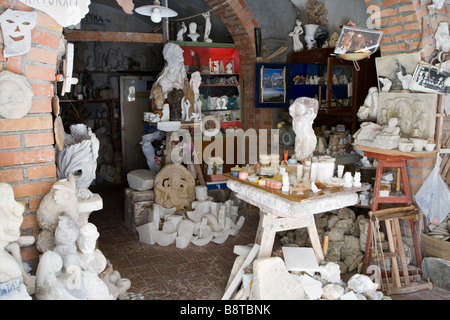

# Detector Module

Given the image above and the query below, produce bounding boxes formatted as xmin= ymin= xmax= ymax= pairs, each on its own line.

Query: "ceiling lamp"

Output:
xmin=135 ymin=0 xmax=178 ymax=23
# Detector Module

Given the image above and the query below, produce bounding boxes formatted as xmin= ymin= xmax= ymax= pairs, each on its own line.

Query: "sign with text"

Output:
xmin=19 ymin=0 xmax=91 ymax=27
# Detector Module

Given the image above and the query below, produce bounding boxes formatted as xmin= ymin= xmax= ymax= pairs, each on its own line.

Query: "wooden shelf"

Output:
xmin=64 ymin=30 xmax=163 ymax=43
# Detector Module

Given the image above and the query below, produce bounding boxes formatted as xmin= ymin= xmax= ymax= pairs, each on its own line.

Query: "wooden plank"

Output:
xmin=353 ymin=144 xmax=437 ymax=158
xmin=64 ymin=30 xmax=164 ymax=43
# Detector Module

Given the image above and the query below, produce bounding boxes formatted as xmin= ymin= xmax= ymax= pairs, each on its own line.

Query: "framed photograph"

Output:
xmin=409 ymin=62 xmax=450 ymax=94
xmin=255 ymin=63 xmax=290 ymax=108
xmin=375 ymin=52 xmax=421 ymax=92
xmin=334 ymin=26 xmax=383 ymax=56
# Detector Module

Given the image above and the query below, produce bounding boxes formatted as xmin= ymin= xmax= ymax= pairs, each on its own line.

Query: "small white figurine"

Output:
xmin=202 ymin=11 xmax=212 ymax=43
xmin=161 ymin=103 xmax=170 ymax=121
xmin=289 ymin=19 xmax=304 ymax=52
xmin=176 ymin=21 xmax=187 ymax=41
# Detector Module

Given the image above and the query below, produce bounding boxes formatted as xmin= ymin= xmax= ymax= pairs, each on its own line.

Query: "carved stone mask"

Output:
xmin=0 ymin=9 xmax=36 ymax=58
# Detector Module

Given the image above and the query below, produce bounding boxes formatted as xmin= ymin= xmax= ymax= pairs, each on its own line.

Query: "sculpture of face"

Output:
xmin=77 ymin=223 xmax=99 ymax=255
xmin=0 ymin=183 xmax=24 ymax=248
xmin=0 ymin=9 xmax=36 ymax=58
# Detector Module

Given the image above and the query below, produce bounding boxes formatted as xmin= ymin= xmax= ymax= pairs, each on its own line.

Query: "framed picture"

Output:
xmin=255 ymin=63 xmax=290 ymax=108
xmin=334 ymin=26 xmax=383 ymax=56
xmin=409 ymin=62 xmax=450 ymax=94
xmin=375 ymin=52 xmax=421 ymax=92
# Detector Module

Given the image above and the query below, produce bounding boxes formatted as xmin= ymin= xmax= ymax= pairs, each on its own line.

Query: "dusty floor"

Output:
xmin=89 ymin=182 xmax=450 ymax=301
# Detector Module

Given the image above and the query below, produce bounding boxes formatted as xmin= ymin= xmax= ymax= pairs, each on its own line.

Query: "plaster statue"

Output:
xmin=435 ymin=22 xmax=450 ymax=52
xmin=289 ymin=97 xmax=319 ymax=160
xmin=0 ymin=183 xmax=33 ymax=300
xmin=152 ymin=84 xmax=165 ymax=110
xmin=202 ymin=11 xmax=212 ymax=43
xmin=289 ymin=19 xmax=304 ymax=52
xmin=85 ymin=55 xmax=96 ymax=71
xmin=56 ymin=124 xmax=99 ymax=188
xmin=177 ymin=21 xmax=187 ymax=41
xmin=168 ymin=88 xmax=184 ymax=121
xmin=353 ymin=122 xmax=382 ymax=147
xmin=190 ymin=71 xmax=203 ymax=117
xmin=187 ymin=22 xmax=200 ymax=42
xmin=36 ymin=176 xmax=79 ymax=253
xmin=226 ymin=61 xmax=233 ymax=74
xmin=0 ymin=70 xmax=34 ymax=119
xmin=0 ymin=9 xmax=36 ymax=58
xmin=151 ymin=43 xmax=187 ymax=99
xmin=154 ymin=164 xmax=196 ymax=211
xmin=357 ymin=87 xmax=379 ymax=121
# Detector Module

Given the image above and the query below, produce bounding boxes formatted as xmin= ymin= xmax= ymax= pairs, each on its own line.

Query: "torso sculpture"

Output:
xmin=289 ymin=97 xmax=319 ymax=161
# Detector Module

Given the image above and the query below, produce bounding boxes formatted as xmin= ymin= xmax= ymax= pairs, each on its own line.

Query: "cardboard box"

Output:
xmin=422 ymin=232 xmax=450 ymax=260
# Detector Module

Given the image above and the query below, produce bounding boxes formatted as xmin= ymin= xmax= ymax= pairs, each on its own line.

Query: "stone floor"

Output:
xmin=89 ymin=182 xmax=450 ymax=301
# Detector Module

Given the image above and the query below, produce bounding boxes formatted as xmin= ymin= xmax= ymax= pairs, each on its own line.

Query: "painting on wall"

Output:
xmin=377 ymin=92 xmax=437 ymax=140
xmin=255 ymin=63 xmax=289 ymax=108
xmin=375 ymin=52 xmax=421 ymax=92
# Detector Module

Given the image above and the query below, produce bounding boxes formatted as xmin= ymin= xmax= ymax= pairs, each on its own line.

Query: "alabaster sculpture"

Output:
xmin=151 ymin=43 xmax=187 ymax=99
xmin=0 ymin=9 xmax=36 ymax=58
xmin=36 ymin=175 xmax=103 ymax=253
xmin=35 ymin=216 xmax=113 ymax=300
xmin=0 ymin=183 xmax=33 ymax=300
xmin=154 ymin=164 xmax=196 ymax=211
xmin=289 ymin=97 xmax=319 ymax=160
xmin=0 ymin=71 xmax=34 ymax=119
xmin=177 ymin=21 xmax=187 ymax=41
xmin=56 ymin=124 xmax=99 ymax=188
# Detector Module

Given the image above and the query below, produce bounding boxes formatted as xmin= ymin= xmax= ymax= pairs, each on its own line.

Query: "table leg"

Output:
xmin=307 ymin=222 xmax=325 ymax=263
xmin=256 ymin=212 xmax=277 ymax=258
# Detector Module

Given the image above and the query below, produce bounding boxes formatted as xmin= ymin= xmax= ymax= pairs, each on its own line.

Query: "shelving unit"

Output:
xmin=287 ymin=47 xmax=378 ymax=134
xmin=172 ymin=41 xmax=243 ymax=128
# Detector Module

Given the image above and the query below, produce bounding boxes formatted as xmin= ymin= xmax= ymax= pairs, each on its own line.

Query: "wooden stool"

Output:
xmin=369 ymin=206 xmax=432 ymax=295
xmin=362 ymin=151 xmax=422 ymax=276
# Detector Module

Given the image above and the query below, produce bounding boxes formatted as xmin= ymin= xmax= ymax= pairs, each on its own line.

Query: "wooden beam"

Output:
xmin=64 ymin=30 xmax=164 ymax=43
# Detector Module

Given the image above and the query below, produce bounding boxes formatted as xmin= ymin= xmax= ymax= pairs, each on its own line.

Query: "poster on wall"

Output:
xmin=409 ymin=62 xmax=450 ymax=95
xmin=18 ymin=0 xmax=91 ymax=28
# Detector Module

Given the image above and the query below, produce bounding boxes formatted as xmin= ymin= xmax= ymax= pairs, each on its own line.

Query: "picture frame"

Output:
xmin=409 ymin=62 xmax=450 ymax=94
xmin=375 ymin=52 xmax=421 ymax=92
xmin=255 ymin=63 xmax=290 ymax=108
xmin=334 ymin=26 xmax=383 ymax=56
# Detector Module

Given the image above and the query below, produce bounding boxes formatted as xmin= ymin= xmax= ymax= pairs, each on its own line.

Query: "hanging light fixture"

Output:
xmin=135 ymin=0 xmax=178 ymax=23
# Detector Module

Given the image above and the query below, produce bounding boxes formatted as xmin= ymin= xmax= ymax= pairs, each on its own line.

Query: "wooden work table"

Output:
xmin=224 ymin=173 xmax=367 ymax=262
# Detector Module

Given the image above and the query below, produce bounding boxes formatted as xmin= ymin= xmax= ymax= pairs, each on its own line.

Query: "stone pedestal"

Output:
xmin=124 ymin=188 xmax=155 ymax=231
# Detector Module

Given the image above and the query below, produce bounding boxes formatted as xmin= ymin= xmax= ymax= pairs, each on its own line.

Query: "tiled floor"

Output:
xmin=89 ymin=183 xmax=450 ymax=300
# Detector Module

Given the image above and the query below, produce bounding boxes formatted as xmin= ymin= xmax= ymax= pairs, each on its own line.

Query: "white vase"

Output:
xmin=304 ymin=24 xmax=319 ymax=49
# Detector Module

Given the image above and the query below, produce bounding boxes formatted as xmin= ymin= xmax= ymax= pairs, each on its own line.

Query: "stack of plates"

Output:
xmin=425 ymin=214 xmax=450 ymax=241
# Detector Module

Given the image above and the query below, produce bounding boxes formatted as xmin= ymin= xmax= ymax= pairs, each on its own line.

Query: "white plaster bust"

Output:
xmin=289 ymin=97 xmax=319 ymax=160
xmin=187 ymin=22 xmax=200 ymax=42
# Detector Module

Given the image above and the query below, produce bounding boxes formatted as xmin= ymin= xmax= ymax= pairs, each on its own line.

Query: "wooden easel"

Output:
xmin=370 ymin=206 xmax=433 ymax=295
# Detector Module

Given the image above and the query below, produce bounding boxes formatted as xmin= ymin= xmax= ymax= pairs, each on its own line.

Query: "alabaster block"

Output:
xmin=127 ymin=169 xmax=155 ymax=191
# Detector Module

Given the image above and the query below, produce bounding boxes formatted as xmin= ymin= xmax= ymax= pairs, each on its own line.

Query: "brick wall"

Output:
xmin=0 ymin=1 xmax=62 ymax=271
